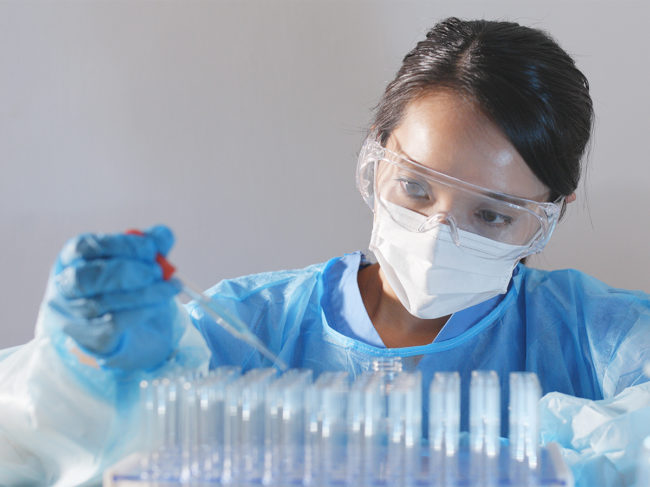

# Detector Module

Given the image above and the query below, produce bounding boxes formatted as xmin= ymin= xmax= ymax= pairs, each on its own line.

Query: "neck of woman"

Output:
xmin=357 ymin=263 xmax=449 ymax=348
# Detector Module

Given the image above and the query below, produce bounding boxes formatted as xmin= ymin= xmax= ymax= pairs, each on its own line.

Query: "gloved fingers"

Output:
xmin=61 ymin=301 xmax=178 ymax=358
xmin=62 ymin=314 xmax=121 ymax=355
xmin=98 ymin=303 xmax=180 ymax=370
xmin=56 ymin=225 xmax=174 ymax=270
xmin=58 ymin=281 xmax=181 ymax=319
xmin=144 ymin=225 xmax=174 ymax=256
xmin=55 ymin=258 xmax=166 ymax=298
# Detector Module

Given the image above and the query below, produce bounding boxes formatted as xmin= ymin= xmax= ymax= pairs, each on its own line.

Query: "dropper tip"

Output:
xmin=274 ymin=359 xmax=289 ymax=372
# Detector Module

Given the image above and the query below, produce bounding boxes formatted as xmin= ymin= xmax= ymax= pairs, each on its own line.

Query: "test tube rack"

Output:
xmin=104 ymin=367 xmax=572 ymax=486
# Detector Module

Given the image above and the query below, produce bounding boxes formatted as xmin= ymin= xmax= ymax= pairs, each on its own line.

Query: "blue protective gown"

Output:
xmin=0 ymin=251 xmax=648 ymax=486
xmin=187 ymin=251 xmax=650 ymax=486
xmin=189 ymin=252 xmax=647 ymax=409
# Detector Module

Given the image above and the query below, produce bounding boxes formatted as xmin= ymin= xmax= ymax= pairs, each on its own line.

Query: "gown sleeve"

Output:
xmin=0 ymin=300 xmax=210 ymax=487
xmin=541 ymin=382 xmax=650 ymax=487
xmin=539 ymin=280 xmax=650 ymax=487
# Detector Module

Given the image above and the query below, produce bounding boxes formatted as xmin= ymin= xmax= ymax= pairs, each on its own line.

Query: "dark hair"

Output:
xmin=373 ymin=17 xmax=593 ymax=207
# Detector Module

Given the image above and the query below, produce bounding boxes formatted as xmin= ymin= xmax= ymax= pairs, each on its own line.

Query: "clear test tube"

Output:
xmin=508 ymin=372 xmax=541 ymax=471
xmin=346 ymin=372 xmax=374 ymax=487
xmin=281 ymin=369 xmax=313 ymax=485
xmin=470 ymin=370 xmax=501 ymax=487
xmin=155 ymin=378 xmax=174 ymax=478
xmin=387 ymin=371 xmax=422 ymax=487
xmin=470 ymin=370 xmax=501 ymax=455
xmin=308 ymin=372 xmax=329 ymax=485
xmin=138 ymin=380 xmax=157 ymax=479
xmin=264 ymin=373 xmax=283 ymax=486
xmin=264 ymin=369 xmax=313 ymax=486
xmin=149 ymin=378 xmax=164 ymax=452
xmin=222 ymin=373 xmax=243 ymax=484
xmin=138 ymin=376 xmax=180 ymax=480
xmin=195 ymin=378 xmax=214 ymax=477
xmin=196 ymin=367 xmax=241 ymax=479
xmin=429 ymin=371 xmax=461 ymax=455
xmin=179 ymin=380 xmax=199 ymax=483
xmin=222 ymin=368 xmax=276 ymax=485
xmin=371 ymin=356 xmax=404 ymax=381
xmin=310 ymin=372 xmax=350 ymax=486
xmin=429 ymin=371 xmax=461 ymax=486
xmin=239 ymin=368 xmax=277 ymax=485
xmin=162 ymin=378 xmax=180 ymax=452
xmin=362 ymin=373 xmax=389 ymax=487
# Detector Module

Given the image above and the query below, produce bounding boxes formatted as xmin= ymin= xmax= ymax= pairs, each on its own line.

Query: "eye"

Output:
xmin=475 ymin=209 xmax=513 ymax=226
xmin=397 ymin=178 xmax=429 ymax=199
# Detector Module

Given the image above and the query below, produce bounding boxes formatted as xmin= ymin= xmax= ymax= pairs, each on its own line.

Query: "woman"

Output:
xmin=1 ymin=17 xmax=648 ymax=487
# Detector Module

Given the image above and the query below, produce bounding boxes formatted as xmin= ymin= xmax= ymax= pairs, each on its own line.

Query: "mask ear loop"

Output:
xmin=418 ymin=213 xmax=461 ymax=246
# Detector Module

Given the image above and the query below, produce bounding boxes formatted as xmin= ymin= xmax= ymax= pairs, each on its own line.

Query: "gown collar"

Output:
xmin=321 ymin=251 xmax=515 ymax=348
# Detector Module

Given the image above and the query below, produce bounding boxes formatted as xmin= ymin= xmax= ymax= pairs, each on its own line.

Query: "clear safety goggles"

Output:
xmin=357 ymin=138 xmax=563 ymax=257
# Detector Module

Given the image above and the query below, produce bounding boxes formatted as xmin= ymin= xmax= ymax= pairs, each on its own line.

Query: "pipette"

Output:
xmin=127 ymin=230 xmax=288 ymax=371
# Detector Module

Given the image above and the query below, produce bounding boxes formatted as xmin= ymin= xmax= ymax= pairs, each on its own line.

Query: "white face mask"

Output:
xmin=369 ymin=200 xmax=526 ymax=319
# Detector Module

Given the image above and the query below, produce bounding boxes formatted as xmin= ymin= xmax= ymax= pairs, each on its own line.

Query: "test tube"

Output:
xmin=349 ymin=372 xmax=387 ymax=487
xmin=151 ymin=377 xmax=180 ymax=480
xmin=222 ymin=368 xmax=276 ymax=484
xmin=346 ymin=372 xmax=373 ymax=486
xmin=387 ymin=371 xmax=422 ymax=487
xmin=240 ymin=368 xmax=277 ymax=484
xmin=429 ymin=372 xmax=461 ymax=486
xmin=222 ymin=372 xmax=248 ymax=484
xmin=265 ymin=369 xmax=313 ymax=486
xmin=128 ymin=367 xmax=587 ymax=487
xmin=195 ymin=367 xmax=241 ymax=479
xmin=162 ymin=378 xmax=180 ymax=453
xmin=179 ymin=380 xmax=199 ymax=482
xmin=429 ymin=372 xmax=461 ymax=455
xmin=137 ymin=376 xmax=182 ymax=480
xmin=509 ymin=372 xmax=541 ymax=469
xmin=371 ymin=356 xmax=404 ymax=374
xmin=470 ymin=370 xmax=501 ymax=456
xmin=138 ymin=380 xmax=157 ymax=479
xmin=283 ymin=369 xmax=313 ymax=485
xmin=470 ymin=370 xmax=501 ymax=487
xmin=309 ymin=372 xmax=350 ymax=486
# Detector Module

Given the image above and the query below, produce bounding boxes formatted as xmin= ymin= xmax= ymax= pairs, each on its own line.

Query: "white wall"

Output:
xmin=1 ymin=0 xmax=648 ymax=349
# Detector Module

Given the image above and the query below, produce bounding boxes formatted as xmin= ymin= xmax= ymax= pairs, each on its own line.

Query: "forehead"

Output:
xmin=387 ymin=91 xmax=550 ymax=201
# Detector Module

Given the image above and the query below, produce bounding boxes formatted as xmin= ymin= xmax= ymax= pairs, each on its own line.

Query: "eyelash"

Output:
xmin=474 ymin=209 xmax=513 ymax=226
xmin=395 ymin=177 xmax=514 ymax=227
xmin=397 ymin=178 xmax=429 ymax=199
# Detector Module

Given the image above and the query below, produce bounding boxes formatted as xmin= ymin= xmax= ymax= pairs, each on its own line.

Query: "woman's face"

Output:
xmin=385 ymin=90 xmax=550 ymax=203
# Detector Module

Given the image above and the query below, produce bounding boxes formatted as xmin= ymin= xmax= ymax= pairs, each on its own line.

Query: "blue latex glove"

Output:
xmin=42 ymin=225 xmax=183 ymax=371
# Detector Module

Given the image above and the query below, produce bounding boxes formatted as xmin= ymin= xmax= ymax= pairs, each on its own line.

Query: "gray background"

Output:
xmin=1 ymin=0 xmax=648 ymax=349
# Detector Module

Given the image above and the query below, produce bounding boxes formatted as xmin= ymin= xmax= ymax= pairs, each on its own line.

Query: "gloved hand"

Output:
xmin=40 ymin=225 xmax=184 ymax=371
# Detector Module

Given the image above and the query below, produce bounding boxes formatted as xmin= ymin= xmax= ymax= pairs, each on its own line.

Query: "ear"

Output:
xmin=566 ymin=192 xmax=577 ymax=203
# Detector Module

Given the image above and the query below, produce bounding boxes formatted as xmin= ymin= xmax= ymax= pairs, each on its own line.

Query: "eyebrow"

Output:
xmin=390 ymin=138 xmax=421 ymax=166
